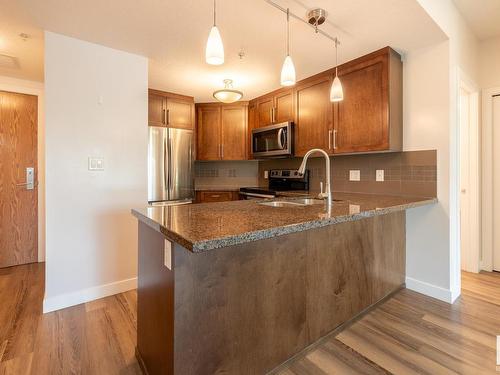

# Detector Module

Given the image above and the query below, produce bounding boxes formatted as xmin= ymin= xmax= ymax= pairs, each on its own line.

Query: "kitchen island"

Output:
xmin=132 ymin=193 xmax=436 ymax=375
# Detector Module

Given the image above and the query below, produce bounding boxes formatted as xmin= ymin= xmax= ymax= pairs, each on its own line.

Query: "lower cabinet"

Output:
xmin=195 ymin=191 xmax=240 ymax=203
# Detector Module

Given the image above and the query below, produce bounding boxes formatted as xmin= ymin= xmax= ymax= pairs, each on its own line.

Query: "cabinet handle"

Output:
xmin=273 ymin=107 xmax=276 ymax=123
xmin=328 ymin=130 xmax=333 ymax=150
xmin=221 ymin=144 xmax=224 ymax=159
xmin=333 ymin=129 xmax=338 ymax=150
xmin=163 ymin=108 xmax=167 ymax=125
xmin=269 ymin=108 xmax=273 ymax=123
xmin=166 ymin=109 xmax=170 ymax=125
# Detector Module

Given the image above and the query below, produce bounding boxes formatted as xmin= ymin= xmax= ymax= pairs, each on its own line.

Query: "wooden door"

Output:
xmin=197 ymin=106 xmax=221 ymax=160
xmin=221 ymin=105 xmax=247 ymax=160
xmin=148 ymin=93 xmax=166 ymax=126
xmin=294 ymin=76 xmax=333 ymax=156
xmin=166 ymin=98 xmax=193 ymax=130
xmin=257 ymin=96 xmax=274 ymax=127
xmin=274 ymin=90 xmax=294 ymax=123
xmin=334 ymin=54 xmax=388 ymax=153
xmin=0 ymin=91 xmax=38 ymax=268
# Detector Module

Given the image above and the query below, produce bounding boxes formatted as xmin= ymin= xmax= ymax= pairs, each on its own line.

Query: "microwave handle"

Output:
xmin=277 ymin=128 xmax=284 ymax=149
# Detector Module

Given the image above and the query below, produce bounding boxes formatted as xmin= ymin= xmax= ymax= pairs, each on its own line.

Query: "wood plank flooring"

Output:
xmin=1 ymin=264 xmax=499 ymax=374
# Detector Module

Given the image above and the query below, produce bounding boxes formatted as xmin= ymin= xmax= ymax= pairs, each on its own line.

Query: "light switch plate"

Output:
xmin=349 ymin=204 xmax=361 ymax=214
xmin=88 ymin=157 xmax=104 ymax=171
xmin=376 ymin=169 xmax=385 ymax=182
xmin=264 ymin=170 xmax=269 ymax=179
xmin=349 ymin=170 xmax=360 ymax=181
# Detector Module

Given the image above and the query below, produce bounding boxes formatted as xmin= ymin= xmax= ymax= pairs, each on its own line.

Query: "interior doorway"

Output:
xmin=458 ymin=78 xmax=480 ymax=273
xmin=492 ymin=95 xmax=500 ymax=271
xmin=0 ymin=90 xmax=38 ymax=268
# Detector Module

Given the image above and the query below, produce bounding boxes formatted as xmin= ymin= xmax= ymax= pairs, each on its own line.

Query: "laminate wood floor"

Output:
xmin=1 ymin=264 xmax=499 ymax=374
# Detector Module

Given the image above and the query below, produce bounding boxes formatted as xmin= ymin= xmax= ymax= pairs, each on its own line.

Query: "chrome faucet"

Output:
xmin=298 ymin=148 xmax=332 ymax=206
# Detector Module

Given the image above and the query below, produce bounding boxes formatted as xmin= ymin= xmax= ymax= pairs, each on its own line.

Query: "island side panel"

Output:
xmin=137 ymin=222 xmax=174 ymax=375
xmin=305 ymin=211 xmax=406 ymax=341
xmin=172 ymin=211 xmax=405 ymax=375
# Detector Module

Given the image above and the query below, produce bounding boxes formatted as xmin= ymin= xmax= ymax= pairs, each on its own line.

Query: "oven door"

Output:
xmin=252 ymin=122 xmax=293 ymax=157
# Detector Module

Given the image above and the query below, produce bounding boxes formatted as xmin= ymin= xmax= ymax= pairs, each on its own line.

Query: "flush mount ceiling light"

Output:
xmin=280 ymin=8 xmax=296 ymax=87
xmin=205 ymin=0 xmax=224 ymax=65
xmin=213 ymin=79 xmax=243 ymax=103
xmin=330 ymin=39 xmax=344 ymax=102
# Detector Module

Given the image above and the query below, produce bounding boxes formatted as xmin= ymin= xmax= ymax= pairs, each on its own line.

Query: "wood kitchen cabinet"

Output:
xmin=333 ymin=47 xmax=402 ymax=154
xmin=148 ymin=89 xmax=195 ymax=130
xmin=255 ymin=88 xmax=294 ymax=127
xmin=294 ymin=75 xmax=333 ymax=156
xmin=247 ymin=102 xmax=257 ymax=159
xmin=196 ymin=102 xmax=248 ymax=161
xmin=195 ymin=190 xmax=240 ymax=203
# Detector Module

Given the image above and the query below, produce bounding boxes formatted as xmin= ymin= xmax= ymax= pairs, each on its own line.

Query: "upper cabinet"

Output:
xmin=294 ymin=75 xmax=333 ymax=156
xmin=196 ymin=102 xmax=248 ymax=161
xmin=254 ymin=88 xmax=294 ymax=127
xmin=333 ymin=48 xmax=402 ymax=154
xmin=148 ymin=89 xmax=195 ymax=130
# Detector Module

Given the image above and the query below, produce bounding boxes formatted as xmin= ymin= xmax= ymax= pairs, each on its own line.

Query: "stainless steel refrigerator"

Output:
xmin=148 ymin=126 xmax=194 ymax=205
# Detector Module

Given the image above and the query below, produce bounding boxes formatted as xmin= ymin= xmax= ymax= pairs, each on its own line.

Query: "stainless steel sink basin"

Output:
xmin=291 ymin=198 xmax=326 ymax=205
xmin=259 ymin=201 xmax=305 ymax=207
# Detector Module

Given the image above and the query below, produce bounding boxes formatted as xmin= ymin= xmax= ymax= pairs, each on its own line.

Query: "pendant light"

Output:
xmin=205 ymin=0 xmax=224 ymax=65
xmin=330 ymin=39 xmax=344 ymax=102
xmin=213 ymin=79 xmax=243 ymax=103
xmin=280 ymin=8 xmax=296 ymax=86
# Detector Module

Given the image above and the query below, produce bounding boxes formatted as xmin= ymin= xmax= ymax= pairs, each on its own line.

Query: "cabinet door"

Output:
xmin=247 ymin=103 xmax=257 ymax=159
xmin=274 ymin=90 xmax=294 ymax=123
xmin=334 ymin=55 xmax=388 ymax=153
xmin=166 ymin=98 xmax=194 ymax=130
xmin=198 ymin=191 xmax=234 ymax=203
xmin=149 ymin=94 xmax=166 ymax=126
xmin=257 ymin=96 xmax=274 ymax=127
xmin=294 ymin=76 xmax=333 ymax=156
xmin=221 ymin=105 xmax=247 ymax=160
xmin=197 ymin=106 xmax=221 ymax=160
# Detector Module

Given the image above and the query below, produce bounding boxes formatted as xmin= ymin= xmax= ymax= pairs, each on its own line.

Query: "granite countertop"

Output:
xmin=132 ymin=192 xmax=437 ymax=253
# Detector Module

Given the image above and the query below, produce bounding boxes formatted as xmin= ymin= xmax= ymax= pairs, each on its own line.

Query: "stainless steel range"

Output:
xmin=239 ymin=169 xmax=309 ymax=200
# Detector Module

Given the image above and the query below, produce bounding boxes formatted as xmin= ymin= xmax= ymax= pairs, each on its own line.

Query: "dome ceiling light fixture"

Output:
xmin=213 ymin=79 xmax=243 ymax=103
xmin=205 ymin=0 xmax=224 ymax=65
xmin=264 ymin=0 xmax=344 ymax=102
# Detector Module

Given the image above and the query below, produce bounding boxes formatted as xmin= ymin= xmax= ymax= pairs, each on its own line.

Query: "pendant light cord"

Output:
xmin=213 ymin=0 xmax=217 ymax=26
xmin=286 ymin=8 xmax=290 ymax=56
xmin=335 ymin=39 xmax=339 ymax=77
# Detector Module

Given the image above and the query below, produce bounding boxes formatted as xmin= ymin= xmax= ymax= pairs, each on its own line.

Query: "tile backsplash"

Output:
xmin=195 ymin=150 xmax=437 ymax=198
xmin=258 ymin=150 xmax=437 ymax=198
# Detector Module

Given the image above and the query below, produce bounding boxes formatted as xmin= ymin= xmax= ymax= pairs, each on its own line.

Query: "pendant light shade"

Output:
xmin=281 ymin=55 xmax=296 ymax=86
xmin=205 ymin=0 xmax=224 ymax=65
xmin=213 ymin=79 xmax=243 ymax=103
xmin=330 ymin=76 xmax=344 ymax=102
xmin=330 ymin=39 xmax=344 ymax=102
xmin=280 ymin=8 xmax=296 ymax=87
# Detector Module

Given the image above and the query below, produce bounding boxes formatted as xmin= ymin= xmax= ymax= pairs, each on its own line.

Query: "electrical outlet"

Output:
xmin=349 ymin=170 xmax=360 ymax=181
xmin=376 ymin=169 xmax=385 ymax=182
xmin=349 ymin=204 xmax=360 ymax=214
xmin=264 ymin=170 xmax=269 ymax=179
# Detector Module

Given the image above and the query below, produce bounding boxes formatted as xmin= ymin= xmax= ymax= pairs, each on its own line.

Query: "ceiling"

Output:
xmin=0 ymin=0 xmax=446 ymax=102
xmin=453 ymin=0 xmax=500 ymax=41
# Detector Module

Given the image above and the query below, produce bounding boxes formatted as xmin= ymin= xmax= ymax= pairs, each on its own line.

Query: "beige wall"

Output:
xmin=479 ymin=36 xmax=500 ymax=89
xmin=44 ymin=32 xmax=148 ymax=312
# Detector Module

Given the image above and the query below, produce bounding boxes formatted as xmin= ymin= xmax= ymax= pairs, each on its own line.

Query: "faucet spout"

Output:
xmin=298 ymin=148 xmax=332 ymax=206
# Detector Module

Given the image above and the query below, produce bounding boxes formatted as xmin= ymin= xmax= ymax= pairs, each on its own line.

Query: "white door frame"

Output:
xmin=482 ymin=86 xmax=500 ymax=271
xmin=459 ymin=75 xmax=480 ymax=273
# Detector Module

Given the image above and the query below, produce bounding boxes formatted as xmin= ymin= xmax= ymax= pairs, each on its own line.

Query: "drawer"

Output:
xmin=198 ymin=191 xmax=234 ymax=203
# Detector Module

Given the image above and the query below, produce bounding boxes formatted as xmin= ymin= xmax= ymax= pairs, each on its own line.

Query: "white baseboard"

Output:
xmin=405 ymin=277 xmax=460 ymax=304
xmin=43 ymin=277 xmax=137 ymax=313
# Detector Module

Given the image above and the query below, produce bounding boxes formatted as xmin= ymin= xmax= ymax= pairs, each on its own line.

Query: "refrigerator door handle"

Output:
xmin=167 ymin=128 xmax=173 ymax=200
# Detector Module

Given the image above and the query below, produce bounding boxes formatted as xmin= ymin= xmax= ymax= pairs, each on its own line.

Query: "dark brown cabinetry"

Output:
xmin=196 ymin=102 xmax=248 ymax=161
xmin=148 ymin=89 xmax=195 ymax=130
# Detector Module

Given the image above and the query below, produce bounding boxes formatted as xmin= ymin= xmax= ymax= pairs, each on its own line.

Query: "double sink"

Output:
xmin=259 ymin=198 xmax=328 ymax=207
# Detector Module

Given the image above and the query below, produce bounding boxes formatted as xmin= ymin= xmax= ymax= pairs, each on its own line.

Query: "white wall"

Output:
xmin=0 ymin=76 xmax=45 ymax=262
xmin=403 ymin=0 xmax=480 ymax=302
xmin=44 ymin=32 xmax=148 ymax=312
xmin=479 ymin=36 xmax=500 ymax=89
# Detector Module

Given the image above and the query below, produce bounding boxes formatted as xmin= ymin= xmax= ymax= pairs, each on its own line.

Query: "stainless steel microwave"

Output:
xmin=251 ymin=122 xmax=293 ymax=158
